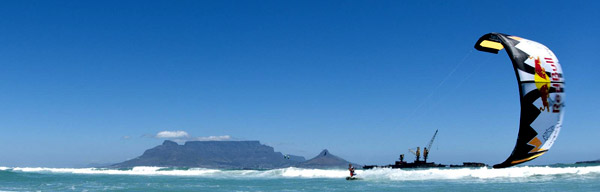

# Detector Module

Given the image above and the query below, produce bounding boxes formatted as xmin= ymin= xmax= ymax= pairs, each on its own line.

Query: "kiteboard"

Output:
xmin=346 ymin=176 xmax=361 ymax=180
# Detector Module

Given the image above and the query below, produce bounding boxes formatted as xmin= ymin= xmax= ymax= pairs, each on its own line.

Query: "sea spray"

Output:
xmin=2 ymin=165 xmax=600 ymax=191
xmin=5 ymin=165 xmax=600 ymax=181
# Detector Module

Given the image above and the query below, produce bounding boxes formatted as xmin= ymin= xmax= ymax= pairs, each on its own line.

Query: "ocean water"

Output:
xmin=1 ymin=164 xmax=599 ymax=191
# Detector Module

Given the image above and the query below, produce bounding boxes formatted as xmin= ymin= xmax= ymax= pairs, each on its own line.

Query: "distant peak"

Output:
xmin=318 ymin=149 xmax=329 ymax=156
xmin=162 ymin=140 xmax=179 ymax=146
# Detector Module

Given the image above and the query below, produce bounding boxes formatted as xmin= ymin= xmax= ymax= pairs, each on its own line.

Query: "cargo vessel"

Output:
xmin=362 ymin=130 xmax=486 ymax=169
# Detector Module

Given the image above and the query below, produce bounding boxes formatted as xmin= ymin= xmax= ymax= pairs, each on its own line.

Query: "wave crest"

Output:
xmin=4 ymin=165 xmax=600 ymax=181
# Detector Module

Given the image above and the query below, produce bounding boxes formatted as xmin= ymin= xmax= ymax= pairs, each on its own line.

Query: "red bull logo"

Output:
xmin=538 ymin=84 xmax=550 ymax=112
xmin=534 ymin=57 xmax=548 ymax=80
xmin=546 ymin=58 xmax=563 ymax=113
xmin=533 ymin=56 xmax=551 ymax=112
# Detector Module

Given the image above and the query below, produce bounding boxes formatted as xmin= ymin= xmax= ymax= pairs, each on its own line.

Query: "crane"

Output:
xmin=423 ymin=129 xmax=438 ymax=162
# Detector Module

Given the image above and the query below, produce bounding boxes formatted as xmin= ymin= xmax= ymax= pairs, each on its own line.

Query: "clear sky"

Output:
xmin=1 ymin=0 xmax=598 ymax=167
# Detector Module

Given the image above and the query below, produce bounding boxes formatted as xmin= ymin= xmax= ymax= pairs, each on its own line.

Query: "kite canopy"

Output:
xmin=474 ymin=33 xmax=565 ymax=168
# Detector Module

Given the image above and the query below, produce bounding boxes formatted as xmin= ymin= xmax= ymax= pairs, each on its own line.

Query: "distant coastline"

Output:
xmin=575 ymin=160 xmax=600 ymax=164
xmin=109 ymin=140 xmax=357 ymax=169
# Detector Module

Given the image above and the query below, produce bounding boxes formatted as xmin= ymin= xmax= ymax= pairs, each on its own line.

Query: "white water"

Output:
xmin=5 ymin=165 xmax=600 ymax=181
xmin=360 ymin=166 xmax=600 ymax=181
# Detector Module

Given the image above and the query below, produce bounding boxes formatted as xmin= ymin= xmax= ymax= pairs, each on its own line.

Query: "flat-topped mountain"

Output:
xmin=111 ymin=140 xmax=303 ymax=169
xmin=111 ymin=140 xmax=356 ymax=169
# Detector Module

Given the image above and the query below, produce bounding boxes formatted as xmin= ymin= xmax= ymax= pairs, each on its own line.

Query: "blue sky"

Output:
xmin=0 ymin=0 xmax=598 ymax=167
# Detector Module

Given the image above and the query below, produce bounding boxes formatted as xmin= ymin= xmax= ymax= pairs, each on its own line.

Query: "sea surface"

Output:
xmin=1 ymin=164 xmax=599 ymax=191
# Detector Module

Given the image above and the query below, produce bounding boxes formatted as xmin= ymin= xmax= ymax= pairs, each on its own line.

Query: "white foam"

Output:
xmin=263 ymin=167 xmax=348 ymax=178
xmin=11 ymin=166 xmax=220 ymax=176
xmin=7 ymin=165 xmax=600 ymax=181
xmin=360 ymin=166 xmax=600 ymax=181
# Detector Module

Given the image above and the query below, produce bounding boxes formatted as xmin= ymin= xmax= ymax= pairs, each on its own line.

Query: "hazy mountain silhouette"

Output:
xmin=111 ymin=140 xmax=303 ymax=169
xmin=111 ymin=141 xmax=357 ymax=169
xmin=296 ymin=149 xmax=360 ymax=169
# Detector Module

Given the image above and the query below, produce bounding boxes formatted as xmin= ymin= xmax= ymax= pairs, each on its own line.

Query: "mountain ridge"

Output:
xmin=110 ymin=140 xmax=355 ymax=169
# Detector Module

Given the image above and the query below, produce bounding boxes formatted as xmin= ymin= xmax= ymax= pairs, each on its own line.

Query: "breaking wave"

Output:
xmin=3 ymin=165 xmax=600 ymax=181
xmin=360 ymin=165 xmax=600 ymax=181
xmin=6 ymin=167 xmax=347 ymax=178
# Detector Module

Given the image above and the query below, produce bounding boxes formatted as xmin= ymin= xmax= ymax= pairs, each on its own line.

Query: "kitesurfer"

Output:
xmin=348 ymin=164 xmax=355 ymax=177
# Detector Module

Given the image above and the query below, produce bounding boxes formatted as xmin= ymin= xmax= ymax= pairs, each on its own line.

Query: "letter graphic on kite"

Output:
xmin=474 ymin=33 xmax=565 ymax=168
